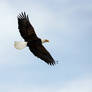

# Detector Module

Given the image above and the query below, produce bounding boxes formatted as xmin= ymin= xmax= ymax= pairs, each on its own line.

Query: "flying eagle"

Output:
xmin=14 ymin=12 xmax=55 ymax=65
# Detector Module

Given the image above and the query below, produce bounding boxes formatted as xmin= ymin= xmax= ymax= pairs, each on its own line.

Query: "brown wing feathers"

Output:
xmin=18 ymin=12 xmax=37 ymax=41
xmin=29 ymin=44 xmax=55 ymax=65
xmin=36 ymin=45 xmax=55 ymax=65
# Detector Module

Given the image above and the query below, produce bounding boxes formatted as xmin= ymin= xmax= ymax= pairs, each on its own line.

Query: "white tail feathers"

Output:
xmin=14 ymin=41 xmax=27 ymax=50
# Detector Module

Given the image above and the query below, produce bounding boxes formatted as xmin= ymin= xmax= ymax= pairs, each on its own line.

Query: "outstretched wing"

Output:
xmin=29 ymin=44 xmax=55 ymax=65
xmin=17 ymin=12 xmax=37 ymax=41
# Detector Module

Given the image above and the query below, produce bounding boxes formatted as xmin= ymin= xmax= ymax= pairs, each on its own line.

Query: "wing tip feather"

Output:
xmin=47 ymin=60 xmax=56 ymax=66
xmin=17 ymin=12 xmax=29 ymax=21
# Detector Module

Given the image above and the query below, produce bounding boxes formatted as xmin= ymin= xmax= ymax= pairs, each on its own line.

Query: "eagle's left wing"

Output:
xmin=17 ymin=12 xmax=38 ymax=41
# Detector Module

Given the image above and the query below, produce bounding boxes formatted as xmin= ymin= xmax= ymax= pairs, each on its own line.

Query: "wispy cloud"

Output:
xmin=59 ymin=77 xmax=92 ymax=92
xmin=0 ymin=76 xmax=92 ymax=92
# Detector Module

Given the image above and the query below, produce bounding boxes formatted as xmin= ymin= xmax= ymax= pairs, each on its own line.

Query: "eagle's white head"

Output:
xmin=41 ymin=39 xmax=49 ymax=43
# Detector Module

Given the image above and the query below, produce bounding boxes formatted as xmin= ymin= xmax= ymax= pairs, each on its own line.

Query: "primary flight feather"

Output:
xmin=14 ymin=12 xmax=55 ymax=65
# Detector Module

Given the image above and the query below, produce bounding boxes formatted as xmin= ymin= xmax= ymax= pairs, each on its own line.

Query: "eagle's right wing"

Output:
xmin=17 ymin=12 xmax=38 ymax=41
xmin=29 ymin=44 xmax=55 ymax=65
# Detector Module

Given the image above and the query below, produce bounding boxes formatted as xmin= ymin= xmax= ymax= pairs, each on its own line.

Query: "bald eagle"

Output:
xmin=14 ymin=12 xmax=55 ymax=65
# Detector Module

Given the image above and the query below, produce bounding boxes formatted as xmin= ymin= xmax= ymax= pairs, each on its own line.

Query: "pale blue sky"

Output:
xmin=0 ymin=0 xmax=92 ymax=92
